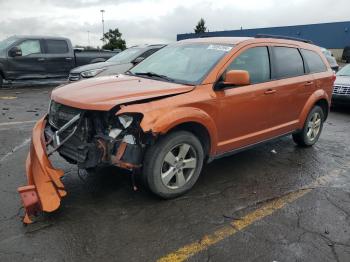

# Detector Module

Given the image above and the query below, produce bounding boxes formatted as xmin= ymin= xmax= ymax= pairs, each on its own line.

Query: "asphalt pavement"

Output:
xmin=0 ymin=86 xmax=349 ymax=262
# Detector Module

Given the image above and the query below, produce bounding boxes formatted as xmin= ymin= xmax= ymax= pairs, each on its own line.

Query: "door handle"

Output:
xmin=304 ymin=81 xmax=314 ymax=86
xmin=65 ymin=57 xmax=73 ymax=60
xmin=37 ymin=58 xmax=45 ymax=61
xmin=264 ymin=89 xmax=276 ymax=95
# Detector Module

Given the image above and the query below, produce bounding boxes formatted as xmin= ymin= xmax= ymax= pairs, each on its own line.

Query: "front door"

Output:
xmin=7 ymin=39 xmax=47 ymax=80
xmin=215 ymin=46 xmax=277 ymax=154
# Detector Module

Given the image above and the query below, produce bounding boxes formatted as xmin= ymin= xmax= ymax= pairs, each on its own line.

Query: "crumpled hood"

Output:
xmin=52 ymin=75 xmax=194 ymax=111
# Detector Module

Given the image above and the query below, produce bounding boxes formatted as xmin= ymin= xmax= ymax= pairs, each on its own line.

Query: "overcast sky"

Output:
xmin=0 ymin=0 xmax=349 ymax=47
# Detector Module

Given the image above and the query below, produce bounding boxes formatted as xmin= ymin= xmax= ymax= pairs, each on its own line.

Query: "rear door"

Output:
xmin=267 ymin=46 xmax=313 ymax=134
xmin=43 ymin=39 xmax=74 ymax=78
xmin=7 ymin=39 xmax=46 ymax=79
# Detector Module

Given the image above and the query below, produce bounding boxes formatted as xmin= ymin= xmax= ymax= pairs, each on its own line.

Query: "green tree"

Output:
xmin=194 ymin=18 xmax=207 ymax=34
xmin=102 ymin=28 xmax=127 ymax=51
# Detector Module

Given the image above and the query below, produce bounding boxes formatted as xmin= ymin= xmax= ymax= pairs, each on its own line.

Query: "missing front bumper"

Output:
xmin=17 ymin=115 xmax=145 ymax=224
xmin=17 ymin=117 xmax=67 ymax=224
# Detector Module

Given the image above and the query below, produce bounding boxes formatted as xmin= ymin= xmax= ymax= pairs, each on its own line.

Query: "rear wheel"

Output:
xmin=0 ymin=74 xmax=3 ymax=88
xmin=142 ymin=131 xmax=204 ymax=199
xmin=293 ymin=105 xmax=324 ymax=147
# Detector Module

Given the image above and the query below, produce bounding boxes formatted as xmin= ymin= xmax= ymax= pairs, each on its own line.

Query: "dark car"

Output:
xmin=342 ymin=46 xmax=350 ymax=63
xmin=0 ymin=35 xmax=118 ymax=88
xmin=321 ymin=47 xmax=339 ymax=72
xmin=332 ymin=64 xmax=350 ymax=105
xmin=68 ymin=44 xmax=165 ymax=81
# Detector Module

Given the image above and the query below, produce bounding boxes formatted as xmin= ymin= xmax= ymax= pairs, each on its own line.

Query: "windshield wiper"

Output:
xmin=134 ymin=72 xmax=175 ymax=82
xmin=125 ymin=70 xmax=134 ymax=75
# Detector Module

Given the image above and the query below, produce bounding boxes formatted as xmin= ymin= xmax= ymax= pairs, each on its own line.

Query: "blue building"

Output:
xmin=177 ymin=21 xmax=350 ymax=59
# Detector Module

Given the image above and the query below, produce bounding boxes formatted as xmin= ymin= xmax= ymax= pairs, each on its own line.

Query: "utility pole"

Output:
xmin=87 ymin=30 xmax=90 ymax=47
xmin=100 ymin=10 xmax=105 ymax=45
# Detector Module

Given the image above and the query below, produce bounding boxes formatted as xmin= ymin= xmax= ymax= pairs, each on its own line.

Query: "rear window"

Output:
xmin=273 ymin=47 xmax=304 ymax=79
xmin=301 ymin=49 xmax=327 ymax=73
xmin=46 ymin=40 xmax=69 ymax=54
xmin=140 ymin=48 xmax=160 ymax=59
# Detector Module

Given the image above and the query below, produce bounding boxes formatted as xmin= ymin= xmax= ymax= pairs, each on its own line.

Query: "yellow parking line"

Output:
xmin=157 ymin=167 xmax=349 ymax=262
xmin=0 ymin=96 xmax=17 ymax=100
xmin=157 ymin=189 xmax=310 ymax=262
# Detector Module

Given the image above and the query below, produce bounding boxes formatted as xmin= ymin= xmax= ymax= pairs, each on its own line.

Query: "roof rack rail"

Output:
xmin=255 ymin=34 xmax=313 ymax=44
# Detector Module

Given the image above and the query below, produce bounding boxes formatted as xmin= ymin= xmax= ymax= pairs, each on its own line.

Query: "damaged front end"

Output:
xmin=18 ymin=101 xmax=153 ymax=224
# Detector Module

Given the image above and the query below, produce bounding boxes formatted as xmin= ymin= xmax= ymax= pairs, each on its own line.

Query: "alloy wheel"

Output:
xmin=160 ymin=143 xmax=197 ymax=189
xmin=306 ymin=112 xmax=322 ymax=141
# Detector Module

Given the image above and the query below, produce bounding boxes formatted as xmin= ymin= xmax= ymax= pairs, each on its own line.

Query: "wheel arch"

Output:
xmin=140 ymin=107 xmax=218 ymax=156
xmin=315 ymin=98 xmax=329 ymax=120
xmin=298 ymin=90 xmax=330 ymax=128
xmin=167 ymin=121 xmax=211 ymax=158
xmin=0 ymin=65 xmax=5 ymax=79
xmin=0 ymin=69 xmax=4 ymax=87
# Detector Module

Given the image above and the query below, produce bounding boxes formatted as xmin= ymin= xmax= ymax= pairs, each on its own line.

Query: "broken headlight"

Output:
xmin=118 ymin=114 xmax=133 ymax=129
xmin=108 ymin=114 xmax=141 ymax=139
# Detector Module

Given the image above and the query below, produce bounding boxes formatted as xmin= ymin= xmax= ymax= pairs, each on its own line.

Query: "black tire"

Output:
xmin=293 ymin=105 xmax=325 ymax=147
xmin=0 ymin=74 xmax=3 ymax=89
xmin=142 ymin=131 xmax=204 ymax=199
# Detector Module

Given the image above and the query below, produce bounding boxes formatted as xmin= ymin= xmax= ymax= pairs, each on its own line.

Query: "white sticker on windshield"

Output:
xmin=207 ymin=44 xmax=232 ymax=52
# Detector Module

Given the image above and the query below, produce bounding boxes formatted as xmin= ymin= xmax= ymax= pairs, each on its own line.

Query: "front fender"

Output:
xmin=298 ymin=89 xmax=330 ymax=129
xmin=140 ymin=107 xmax=218 ymax=155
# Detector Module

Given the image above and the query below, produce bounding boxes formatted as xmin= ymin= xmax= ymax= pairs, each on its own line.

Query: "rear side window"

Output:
xmin=46 ymin=40 xmax=69 ymax=54
xmin=273 ymin=47 xmax=304 ymax=79
xmin=227 ymin=47 xmax=270 ymax=84
xmin=301 ymin=49 xmax=327 ymax=73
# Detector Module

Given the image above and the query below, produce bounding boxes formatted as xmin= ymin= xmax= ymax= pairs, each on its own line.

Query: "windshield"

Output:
xmin=107 ymin=47 xmax=144 ymax=63
xmin=130 ymin=43 xmax=233 ymax=85
xmin=337 ymin=64 xmax=350 ymax=76
xmin=0 ymin=36 xmax=17 ymax=50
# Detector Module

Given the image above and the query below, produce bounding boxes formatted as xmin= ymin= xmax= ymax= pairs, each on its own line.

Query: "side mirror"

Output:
xmin=215 ymin=70 xmax=250 ymax=90
xmin=133 ymin=57 xmax=145 ymax=64
xmin=73 ymin=48 xmax=83 ymax=52
xmin=9 ymin=46 xmax=22 ymax=57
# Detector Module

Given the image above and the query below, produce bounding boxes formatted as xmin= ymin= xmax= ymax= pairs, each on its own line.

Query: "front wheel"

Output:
xmin=0 ymin=74 xmax=3 ymax=88
xmin=293 ymin=105 xmax=325 ymax=147
xmin=142 ymin=131 xmax=204 ymax=199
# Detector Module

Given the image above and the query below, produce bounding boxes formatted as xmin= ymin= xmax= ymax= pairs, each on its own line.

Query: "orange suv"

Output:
xmin=18 ymin=36 xmax=335 ymax=223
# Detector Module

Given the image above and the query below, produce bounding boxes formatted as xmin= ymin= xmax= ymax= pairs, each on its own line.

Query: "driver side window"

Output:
xmin=18 ymin=40 xmax=41 ymax=56
xmin=227 ymin=46 xmax=270 ymax=84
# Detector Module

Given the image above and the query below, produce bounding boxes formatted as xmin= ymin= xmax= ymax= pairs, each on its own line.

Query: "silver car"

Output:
xmin=332 ymin=64 xmax=350 ymax=105
xmin=68 ymin=44 xmax=165 ymax=81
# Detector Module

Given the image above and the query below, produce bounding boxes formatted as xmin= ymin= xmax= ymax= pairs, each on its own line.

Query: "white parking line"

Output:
xmin=0 ymin=138 xmax=31 ymax=163
xmin=0 ymin=120 xmax=37 ymax=126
